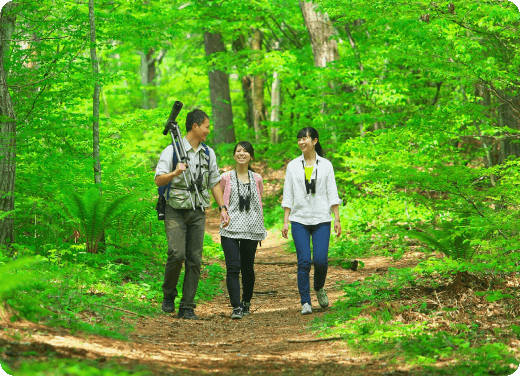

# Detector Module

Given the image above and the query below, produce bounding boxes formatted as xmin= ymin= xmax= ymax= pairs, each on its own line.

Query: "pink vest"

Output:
xmin=220 ymin=171 xmax=264 ymax=215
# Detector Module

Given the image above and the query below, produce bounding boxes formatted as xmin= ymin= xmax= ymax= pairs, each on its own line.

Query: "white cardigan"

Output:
xmin=281 ymin=153 xmax=342 ymax=225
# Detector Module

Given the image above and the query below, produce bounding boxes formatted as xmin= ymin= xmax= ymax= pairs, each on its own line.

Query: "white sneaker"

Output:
xmin=316 ymin=288 xmax=329 ymax=307
xmin=301 ymin=302 xmax=312 ymax=315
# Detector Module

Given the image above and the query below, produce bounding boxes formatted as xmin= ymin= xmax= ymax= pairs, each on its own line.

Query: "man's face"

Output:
xmin=193 ymin=118 xmax=210 ymax=142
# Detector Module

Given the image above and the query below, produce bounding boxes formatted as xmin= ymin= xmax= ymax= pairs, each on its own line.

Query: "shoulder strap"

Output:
xmin=201 ymin=142 xmax=210 ymax=159
xmin=158 ymin=142 xmax=179 ymax=200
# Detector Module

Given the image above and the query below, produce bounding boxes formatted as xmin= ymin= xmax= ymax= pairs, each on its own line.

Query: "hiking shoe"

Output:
xmin=231 ymin=307 xmax=244 ymax=319
xmin=316 ymin=288 xmax=329 ymax=308
xmin=301 ymin=302 xmax=312 ymax=315
xmin=161 ymin=298 xmax=175 ymax=313
xmin=177 ymin=308 xmax=199 ymax=320
xmin=241 ymin=301 xmax=251 ymax=315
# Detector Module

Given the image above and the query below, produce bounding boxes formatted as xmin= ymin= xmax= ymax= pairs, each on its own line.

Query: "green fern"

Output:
xmin=61 ymin=188 xmax=136 ymax=253
xmin=403 ymin=218 xmax=477 ymax=261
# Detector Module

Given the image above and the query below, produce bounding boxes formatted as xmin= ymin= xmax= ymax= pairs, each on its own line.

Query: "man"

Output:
xmin=155 ymin=109 xmax=230 ymax=320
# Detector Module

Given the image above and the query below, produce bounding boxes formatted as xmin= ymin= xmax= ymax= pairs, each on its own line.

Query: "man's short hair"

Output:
xmin=186 ymin=109 xmax=209 ymax=132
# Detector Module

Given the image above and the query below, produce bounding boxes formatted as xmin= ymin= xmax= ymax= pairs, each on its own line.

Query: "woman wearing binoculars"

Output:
xmin=281 ymin=127 xmax=342 ymax=315
xmin=219 ymin=141 xmax=267 ymax=319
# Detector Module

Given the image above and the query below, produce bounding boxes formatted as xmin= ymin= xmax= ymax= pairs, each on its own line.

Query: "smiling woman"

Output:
xmin=219 ymin=141 xmax=267 ymax=320
xmin=281 ymin=127 xmax=342 ymax=315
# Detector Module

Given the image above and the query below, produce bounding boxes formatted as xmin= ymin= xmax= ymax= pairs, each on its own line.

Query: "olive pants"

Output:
xmin=162 ymin=204 xmax=206 ymax=310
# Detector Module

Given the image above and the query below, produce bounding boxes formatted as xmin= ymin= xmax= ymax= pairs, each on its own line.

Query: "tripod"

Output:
xmin=163 ymin=101 xmax=205 ymax=212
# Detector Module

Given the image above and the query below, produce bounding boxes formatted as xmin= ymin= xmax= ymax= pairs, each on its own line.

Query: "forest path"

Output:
xmin=0 ymin=207 xmax=421 ymax=375
xmin=0 ymin=163 xmax=424 ymax=375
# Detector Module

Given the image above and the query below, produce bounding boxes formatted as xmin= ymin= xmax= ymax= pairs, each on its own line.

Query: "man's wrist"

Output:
xmin=219 ymin=205 xmax=228 ymax=212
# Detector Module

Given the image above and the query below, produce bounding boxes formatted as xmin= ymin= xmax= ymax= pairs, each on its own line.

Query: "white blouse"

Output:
xmin=281 ymin=153 xmax=342 ymax=225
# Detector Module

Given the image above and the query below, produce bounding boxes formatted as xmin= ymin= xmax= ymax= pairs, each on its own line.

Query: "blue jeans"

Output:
xmin=291 ymin=221 xmax=331 ymax=305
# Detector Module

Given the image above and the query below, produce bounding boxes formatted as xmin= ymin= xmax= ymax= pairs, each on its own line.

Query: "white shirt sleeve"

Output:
xmin=155 ymin=145 xmax=174 ymax=179
xmin=326 ymin=164 xmax=342 ymax=207
xmin=281 ymin=164 xmax=294 ymax=209
xmin=207 ymin=147 xmax=221 ymax=189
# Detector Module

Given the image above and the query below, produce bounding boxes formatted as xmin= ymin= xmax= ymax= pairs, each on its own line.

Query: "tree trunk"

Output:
xmin=89 ymin=0 xmax=104 ymax=253
xmin=242 ymin=75 xmax=254 ymax=129
xmin=204 ymin=31 xmax=236 ymax=144
xmin=251 ymin=28 xmax=266 ymax=141
xmin=232 ymin=35 xmax=254 ymax=129
xmin=298 ymin=0 xmax=339 ymax=68
xmin=270 ymin=71 xmax=281 ymax=144
xmin=137 ymin=48 xmax=166 ymax=110
xmin=0 ymin=3 xmax=17 ymax=250
xmin=89 ymin=0 xmax=101 ymax=189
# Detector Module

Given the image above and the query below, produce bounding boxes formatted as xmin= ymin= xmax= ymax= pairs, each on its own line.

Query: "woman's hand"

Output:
xmin=282 ymin=222 xmax=290 ymax=239
xmin=221 ymin=209 xmax=230 ymax=228
xmin=334 ymin=220 xmax=342 ymax=238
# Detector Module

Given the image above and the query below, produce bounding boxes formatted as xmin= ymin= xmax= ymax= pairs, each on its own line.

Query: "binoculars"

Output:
xmin=239 ymin=195 xmax=251 ymax=212
xmin=305 ymin=179 xmax=316 ymax=194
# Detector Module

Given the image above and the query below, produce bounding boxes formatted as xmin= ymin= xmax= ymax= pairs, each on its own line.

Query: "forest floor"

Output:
xmin=0 ymin=209 xmax=427 ymax=375
xmin=1 ymin=164 xmax=518 ymax=375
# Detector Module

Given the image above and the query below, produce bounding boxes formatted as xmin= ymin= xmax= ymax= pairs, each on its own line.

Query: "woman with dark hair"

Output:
xmin=281 ymin=127 xmax=342 ymax=315
xmin=219 ymin=141 xmax=267 ymax=319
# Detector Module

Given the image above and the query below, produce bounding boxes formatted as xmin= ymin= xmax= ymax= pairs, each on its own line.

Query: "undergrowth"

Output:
xmin=313 ymin=254 xmax=520 ymax=375
xmin=0 ymin=229 xmax=225 ymax=340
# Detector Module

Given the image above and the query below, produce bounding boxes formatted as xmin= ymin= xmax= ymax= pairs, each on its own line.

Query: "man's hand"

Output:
xmin=221 ymin=209 xmax=230 ymax=228
xmin=173 ymin=162 xmax=187 ymax=177
xmin=282 ymin=222 xmax=290 ymax=239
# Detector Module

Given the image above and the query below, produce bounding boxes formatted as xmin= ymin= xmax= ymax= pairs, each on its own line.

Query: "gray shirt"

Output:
xmin=155 ymin=137 xmax=221 ymax=209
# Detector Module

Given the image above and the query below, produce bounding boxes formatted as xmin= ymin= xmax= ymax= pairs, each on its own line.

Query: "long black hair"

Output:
xmin=233 ymin=141 xmax=255 ymax=171
xmin=297 ymin=127 xmax=325 ymax=157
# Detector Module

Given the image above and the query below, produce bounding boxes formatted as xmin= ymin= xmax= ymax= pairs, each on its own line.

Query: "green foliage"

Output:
xmin=0 ymin=257 xmax=54 ymax=321
xmin=0 ymin=257 xmax=39 ymax=301
xmin=3 ymin=358 xmax=154 ymax=375
xmin=1 ymin=227 xmax=225 ymax=339
xmin=61 ymin=188 xmax=143 ymax=254
xmin=403 ymin=216 xmax=479 ymax=261
xmin=314 ymin=259 xmax=519 ymax=374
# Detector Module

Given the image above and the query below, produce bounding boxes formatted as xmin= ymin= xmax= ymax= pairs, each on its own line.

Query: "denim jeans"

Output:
xmin=291 ymin=221 xmax=331 ymax=305
xmin=220 ymin=236 xmax=258 ymax=308
xmin=162 ymin=204 xmax=206 ymax=310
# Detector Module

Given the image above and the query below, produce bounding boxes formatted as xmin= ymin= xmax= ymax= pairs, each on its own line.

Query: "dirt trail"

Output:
xmin=0 ymin=207 xmax=424 ymax=375
xmin=0 ymin=163 xmax=424 ymax=374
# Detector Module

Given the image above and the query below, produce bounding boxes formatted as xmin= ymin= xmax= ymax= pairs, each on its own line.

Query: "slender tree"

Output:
xmin=88 ymin=0 xmax=105 ymax=253
xmin=251 ymin=27 xmax=267 ymax=140
xmin=0 ymin=3 xmax=17 ymax=250
xmin=137 ymin=48 xmax=167 ymax=110
xmin=204 ymin=31 xmax=236 ymax=144
xmin=232 ymin=35 xmax=254 ymax=129
xmin=88 ymin=0 xmax=101 ymax=189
